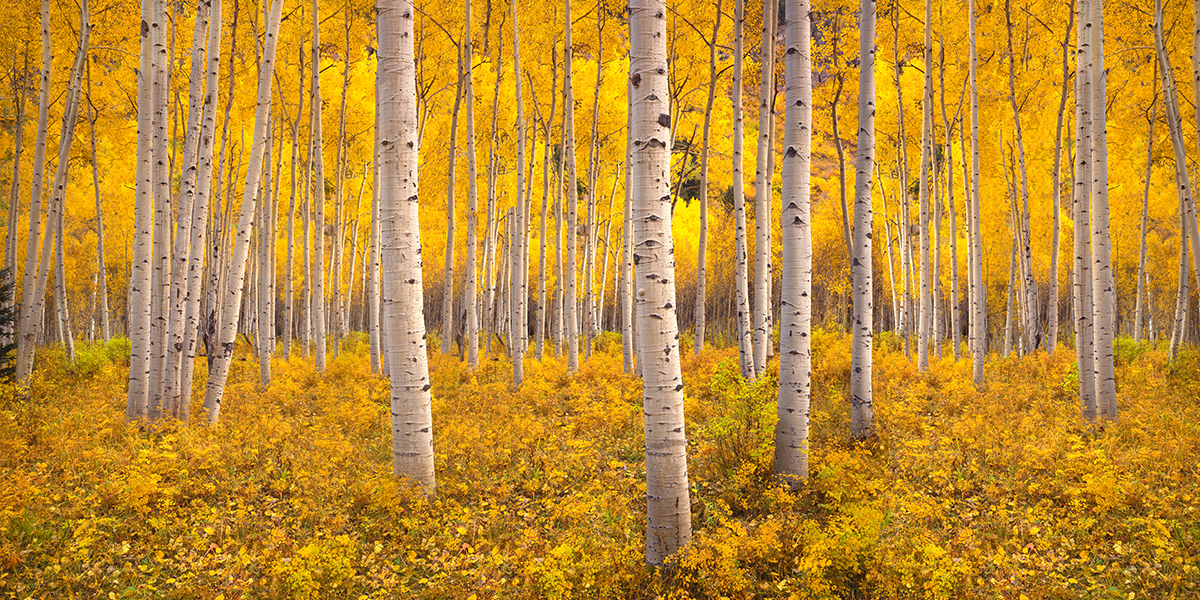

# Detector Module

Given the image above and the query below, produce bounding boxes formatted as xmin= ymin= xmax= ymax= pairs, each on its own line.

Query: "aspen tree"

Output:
xmin=511 ymin=0 xmax=527 ymax=386
xmin=774 ymin=0 xmax=812 ymax=487
xmin=1135 ymin=78 xmax=1156 ymax=344
xmin=1074 ymin=0 xmax=1095 ymax=422
xmin=19 ymin=0 xmax=54 ymax=388
xmin=482 ymin=39 xmax=502 ymax=357
xmin=564 ymin=0 xmax=580 ymax=372
xmin=378 ymin=0 xmax=436 ymax=496
xmin=311 ymin=0 xmax=327 ymax=371
xmin=693 ymin=0 xmax=722 ymax=355
xmin=969 ymin=0 xmax=985 ymax=388
xmin=752 ymin=0 xmax=776 ymax=376
xmin=936 ymin=42 xmax=959 ymax=360
xmin=1047 ymin=7 xmax=1074 ymax=354
xmin=630 ymin=0 xmax=690 ymax=563
xmin=917 ymin=0 xmax=933 ymax=372
xmin=258 ymin=125 xmax=274 ymax=388
xmin=178 ymin=0 xmax=223 ymax=421
xmin=85 ymin=64 xmax=110 ymax=342
xmin=732 ymin=0 xmax=754 ymax=378
xmin=5 ymin=52 xmax=26 ymax=331
xmin=1005 ymin=0 xmax=1039 ymax=354
xmin=370 ymin=86 xmax=382 ymax=372
xmin=162 ymin=0 xmax=211 ymax=417
xmin=534 ymin=47 xmax=558 ymax=360
xmin=1089 ymin=0 xmax=1116 ymax=421
xmin=850 ymin=0 xmax=876 ymax=439
xmin=622 ymin=82 xmax=635 ymax=374
xmin=202 ymin=0 xmax=283 ymax=423
xmin=464 ymin=0 xmax=480 ymax=369
xmin=443 ymin=45 xmax=463 ymax=355
xmin=286 ymin=51 xmax=306 ymax=360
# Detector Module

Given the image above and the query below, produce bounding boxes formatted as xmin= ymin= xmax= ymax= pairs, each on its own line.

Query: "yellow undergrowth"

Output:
xmin=0 ymin=331 xmax=1198 ymax=599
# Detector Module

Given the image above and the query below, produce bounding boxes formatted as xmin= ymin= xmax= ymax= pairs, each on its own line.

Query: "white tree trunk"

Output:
xmin=917 ymin=0 xmax=933 ymax=372
xmin=850 ymin=0 xmax=876 ymax=439
xmin=511 ymin=0 xmax=527 ymax=386
xmin=201 ymin=0 xmax=283 ymax=423
xmin=443 ymin=45 xmax=463 ymax=355
xmin=752 ymin=0 xmax=776 ymax=377
xmin=378 ymin=0 xmax=436 ymax=496
xmin=311 ymin=0 xmax=327 ymax=371
xmin=631 ymin=0 xmax=691 ymax=563
xmin=1090 ymin=0 xmax=1116 ymax=422
xmin=732 ymin=0 xmax=754 ymax=378
xmin=1074 ymin=0 xmax=1096 ymax=422
xmin=774 ymin=0 xmax=812 ymax=487
xmin=1047 ymin=6 xmax=1074 ymax=354
xmin=969 ymin=0 xmax=985 ymax=388
xmin=563 ymin=0 xmax=580 ymax=372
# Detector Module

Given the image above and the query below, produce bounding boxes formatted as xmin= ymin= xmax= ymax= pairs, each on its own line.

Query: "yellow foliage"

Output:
xmin=1 ymin=337 xmax=1200 ymax=598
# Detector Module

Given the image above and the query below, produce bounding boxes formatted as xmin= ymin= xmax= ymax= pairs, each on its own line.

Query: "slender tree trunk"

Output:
xmin=969 ymin=0 xmax=985 ymax=388
xmin=285 ymin=50 xmax=305 ymax=360
xmin=752 ymin=0 xmax=776 ymax=376
xmin=86 ymin=63 xmax=110 ymax=342
xmin=1090 ymin=0 xmax=1116 ymax=421
xmin=693 ymin=1 xmax=721 ymax=355
xmin=622 ymin=88 xmax=635 ymax=373
xmin=5 ymin=51 xmax=27 ymax=342
xmin=1006 ymin=0 xmax=1040 ymax=354
xmin=311 ymin=0 xmax=327 ymax=371
xmin=1135 ymin=74 xmax=1156 ymax=344
xmin=511 ymin=0 xmax=527 ymax=386
xmin=937 ymin=43 xmax=959 ymax=360
xmin=1047 ymin=6 xmax=1074 ymax=354
xmin=1004 ymin=235 xmax=1016 ymax=357
xmin=443 ymin=45 xmax=463 ymax=355
xmin=535 ymin=48 xmax=558 ymax=360
xmin=775 ymin=0 xmax=812 ymax=487
xmin=631 ymin=0 xmax=691 ymax=563
xmin=850 ymin=0 xmax=876 ymax=439
xmin=1074 ymin=0 xmax=1096 ymax=422
xmin=148 ymin=0 xmax=173 ymax=421
xmin=917 ymin=0 xmax=933 ymax=371
xmin=464 ymin=0 xmax=480 ymax=369
xmin=564 ymin=0 xmax=580 ymax=372
xmin=732 ymin=0 xmax=754 ymax=378
xmin=202 ymin=0 xmax=283 ymax=423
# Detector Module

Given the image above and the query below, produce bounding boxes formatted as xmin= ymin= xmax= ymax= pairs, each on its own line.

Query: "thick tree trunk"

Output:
xmin=1090 ymin=0 xmax=1116 ymax=421
xmin=511 ymin=0 xmax=527 ymax=386
xmin=775 ymin=0 xmax=812 ymax=487
xmin=631 ymin=0 xmax=691 ymax=563
xmin=850 ymin=0 xmax=876 ymax=439
xmin=201 ymin=0 xmax=283 ymax=423
xmin=378 ymin=0 xmax=436 ymax=496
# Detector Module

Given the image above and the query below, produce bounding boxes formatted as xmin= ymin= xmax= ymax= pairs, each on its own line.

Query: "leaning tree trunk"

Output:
xmin=630 ymin=0 xmax=691 ymax=564
xmin=178 ymin=0 xmax=223 ymax=421
xmin=378 ymin=0 xmax=436 ymax=496
xmin=774 ymin=0 xmax=812 ymax=487
xmin=732 ymin=0 xmax=754 ymax=378
xmin=201 ymin=0 xmax=283 ymax=423
xmin=18 ymin=0 xmax=54 ymax=388
xmin=850 ymin=0 xmax=876 ymax=440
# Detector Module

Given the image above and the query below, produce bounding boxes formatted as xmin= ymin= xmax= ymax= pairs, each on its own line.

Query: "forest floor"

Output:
xmin=1 ymin=330 xmax=1198 ymax=599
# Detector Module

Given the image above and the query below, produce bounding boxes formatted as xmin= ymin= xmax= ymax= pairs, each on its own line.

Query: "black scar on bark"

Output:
xmin=657 ymin=113 xmax=670 ymax=128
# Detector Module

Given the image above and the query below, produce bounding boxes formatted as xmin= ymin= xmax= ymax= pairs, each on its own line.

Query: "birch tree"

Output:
xmin=969 ymin=0 xmax=985 ymax=388
xmin=311 ymin=0 xmax=328 ymax=371
xmin=732 ymin=0 xmax=755 ymax=378
xmin=752 ymin=0 xmax=776 ymax=376
xmin=464 ymin=0 xmax=480 ymax=369
xmin=1074 ymin=0 xmax=1096 ymax=422
xmin=564 ymin=0 xmax=580 ymax=372
xmin=1090 ymin=0 xmax=1115 ymax=422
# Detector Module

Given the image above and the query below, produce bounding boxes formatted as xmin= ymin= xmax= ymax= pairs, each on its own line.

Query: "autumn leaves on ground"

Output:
xmin=0 ymin=334 xmax=1196 ymax=599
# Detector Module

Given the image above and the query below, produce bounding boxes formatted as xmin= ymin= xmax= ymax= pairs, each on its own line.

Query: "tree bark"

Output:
xmin=1074 ymin=0 xmax=1096 ymax=422
xmin=752 ymin=0 xmax=776 ymax=377
xmin=564 ymin=0 xmax=580 ymax=372
xmin=775 ymin=0 xmax=812 ymax=487
xmin=732 ymin=0 xmax=754 ymax=378
xmin=511 ymin=0 xmax=527 ymax=386
xmin=1047 ymin=5 xmax=1074 ymax=354
xmin=464 ymin=0 xmax=480 ymax=368
xmin=443 ymin=44 xmax=463 ymax=355
xmin=850 ymin=0 xmax=876 ymax=440
xmin=969 ymin=0 xmax=985 ymax=388
xmin=311 ymin=0 xmax=327 ymax=371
